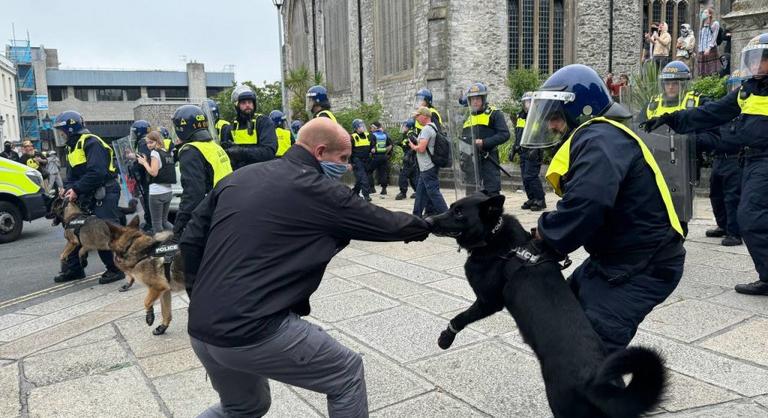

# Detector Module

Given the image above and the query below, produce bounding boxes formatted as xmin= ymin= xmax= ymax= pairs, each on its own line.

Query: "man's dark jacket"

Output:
xmin=181 ymin=146 xmax=429 ymax=347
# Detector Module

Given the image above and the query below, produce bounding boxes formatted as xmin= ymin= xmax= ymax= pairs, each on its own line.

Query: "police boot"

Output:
xmin=54 ymin=269 xmax=85 ymax=283
xmin=370 ymin=186 xmax=377 ymax=194
xmin=721 ymin=236 xmax=743 ymax=246
xmin=735 ymin=280 xmax=768 ymax=296
xmin=99 ymin=269 xmax=125 ymax=285
xmin=410 ymin=193 xmax=417 ymax=199
xmin=380 ymin=186 xmax=387 ymax=196
xmin=529 ymin=200 xmax=547 ymax=211
xmin=395 ymin=191 xmax=407 ymax=200
xmin=521 ymin=200 xmax=533 ymax=210
xmin=705 ymin=227 xmax=726 ymax=238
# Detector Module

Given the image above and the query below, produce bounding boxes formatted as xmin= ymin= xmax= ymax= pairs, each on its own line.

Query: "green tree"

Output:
xmin=285 ymin=66 xmax=324 ymax=122
xmin=210 ymin=81 xmax=283 ymax=122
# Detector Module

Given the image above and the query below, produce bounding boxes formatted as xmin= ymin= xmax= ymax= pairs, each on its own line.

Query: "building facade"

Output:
xmin=0 ymin=54 xmax=20 ymax=144
xmin=282 ymin=0 xmax=744 ymax=125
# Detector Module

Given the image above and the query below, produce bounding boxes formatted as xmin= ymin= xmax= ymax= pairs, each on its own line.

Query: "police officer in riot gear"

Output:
xmin=522 ymin=64 xmax=685 ymax=353
xmin=698 ymin=73 xmax=744 ymax=247
xmin=461 ymin=83 xmax=510 ymax=196
xmin=307 ymin=85 xmax=337 ymax=121
xmin=203 ymin=99 xmax=229 ymax=141
xmin=220 ymin=85 xmax=277 ymax=170
xmin=350 ymin=119 xmax=372 ymax=201
xmin=368 ymin=121 xmax=393 ymax=195
xmin=513 ymin=92 xmax=546 ymax=211
xmin=52 ymin=111 xmax=126 ymax=285
xmin=396 ymin=118 xmax=419 ymax=200
xmin=644 ymin=33 xmax=768 ymax=296
xmin=291 ymin=120 xmax=302 ymax=136
xmin=414 ymin=88 xmax=443 ymax=131
xmin=270 ymin=110 xmax=294 ymax=158
xmin=129 ymin=119 xmax=153 ymax=231
xmin=172 ymin=105 xmax=233 ymax=240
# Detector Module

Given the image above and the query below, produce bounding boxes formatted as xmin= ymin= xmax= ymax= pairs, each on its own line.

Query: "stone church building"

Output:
xmin=281 ymin=0 xmax=764 ymax=124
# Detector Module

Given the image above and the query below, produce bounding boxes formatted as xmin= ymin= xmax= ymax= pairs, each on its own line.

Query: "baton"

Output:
xmin=482 ymin=152 xmax=513 ymax=178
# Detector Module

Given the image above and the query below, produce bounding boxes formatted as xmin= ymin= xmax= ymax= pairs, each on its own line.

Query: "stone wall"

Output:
xmin=574 ymin=0 xmax=642 ymax=77
xmin=186 ymin=62 xmax=207 ymax=100
xmin=723 ymin=1 xmax=768 ymax=68
xmin=133 ymin=101 xmax=196 ymax=131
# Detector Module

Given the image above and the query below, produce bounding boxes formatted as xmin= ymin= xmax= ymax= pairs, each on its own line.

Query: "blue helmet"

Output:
xmin=159 ymin=127 xmax=171 ymax=139
xmin=306 ymin=85 xmax=328 ymax=104
xmin=660 ymin=60 xmax=692 ymax=81
xmin=466 ymin=83 xmax=489 ymax=98
xmin=172 ymin=105 xmax=209 ymax=142
xmin=352 ymin=119 xmax=365 ymax=131
xmin=290 ymin=120 xmax=302 ymax=133
xmin=53 ymin=111 xmax=86 ymax=137
xmin=131 ymin=120 xmax=151 ymax=138
xmin=403 ymin=118 xmax=415 ymax=130
xmin=416 ymin=88 xmax=433 ymax=106
xmin=520 ymin=64 xmax=628 ymax=149
xmin=269 ymin=110 xmax=286 ymax=127
xmin=202 ymin=99 xmax=221 ymax=121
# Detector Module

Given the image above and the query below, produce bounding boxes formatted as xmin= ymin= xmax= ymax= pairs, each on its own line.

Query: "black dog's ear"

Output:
xmin=479 ymin=194 xmax=506 ymax=219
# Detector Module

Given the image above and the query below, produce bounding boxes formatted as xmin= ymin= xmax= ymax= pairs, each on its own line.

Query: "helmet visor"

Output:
xmin=739 ymin=46 xmax=768 ymax=79
xmin=658 ymin=79 xmax=688 ymax=106
xmin=520 ymin=91 xmax=575 ymax=149
xmin=53 ymin=129 xmax=69 ymax=147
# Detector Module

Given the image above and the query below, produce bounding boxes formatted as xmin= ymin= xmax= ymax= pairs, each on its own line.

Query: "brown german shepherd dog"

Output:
xmin=107 ymin=216 xmax=185 ymax=335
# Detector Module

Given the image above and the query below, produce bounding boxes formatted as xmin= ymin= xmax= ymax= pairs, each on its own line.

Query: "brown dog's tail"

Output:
xmin=587 ymin=346 xmax=667 ymax=418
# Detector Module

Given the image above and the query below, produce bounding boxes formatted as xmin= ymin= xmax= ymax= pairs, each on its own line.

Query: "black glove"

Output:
xmin=438 ymin=325 xmax=458 ymax=349
xmin=640 ymin=113 xmax=673 ymax=132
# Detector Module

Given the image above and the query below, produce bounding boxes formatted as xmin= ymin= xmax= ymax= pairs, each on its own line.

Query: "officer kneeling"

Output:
xmin=522 ymin=64 xmax=686 ymax=353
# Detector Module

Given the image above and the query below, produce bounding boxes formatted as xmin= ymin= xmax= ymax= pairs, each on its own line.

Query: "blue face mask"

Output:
xmin=320 ymin=160 xmax=348 ymax=180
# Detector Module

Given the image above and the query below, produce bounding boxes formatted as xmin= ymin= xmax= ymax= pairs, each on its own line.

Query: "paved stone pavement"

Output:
xmin=2 ymin=190 xmax=768 ymax=417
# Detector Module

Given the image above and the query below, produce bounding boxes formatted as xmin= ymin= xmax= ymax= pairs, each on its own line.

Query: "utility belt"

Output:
xmin=81 ymin=179 xmax=118 ymax=208
xmin=588 ymin=228 xmax=683 ymax=286
xmin=712 ymin=152 xmax=741 ymax=160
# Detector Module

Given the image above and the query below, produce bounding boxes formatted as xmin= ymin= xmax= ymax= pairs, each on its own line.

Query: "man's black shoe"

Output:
xmin=370 ymin=187 xmax=377 ymax=194
xmin=705 ymin=227 xmax=726 ymax=238
xmin=99 ymin=269 xmax=125 ymax=285
xmin=54 ymin=270 xmax=85 ymax=283
xmin=735 ymin=280 xmax=768 ymax=296
xmin=721 ymin=236 xmax=743 ymax=246
xmin=395 ymin=192 xmax=407 ymax=200
xmin=380 ymin=187 xmax=387 ymax=196
xmin=529 ymin=200 xmax=547 ymax=211
xmin=410 ymin=193 xmax=416 ymax=199
xmin=521 ymin=200 xmax=533 ymax=210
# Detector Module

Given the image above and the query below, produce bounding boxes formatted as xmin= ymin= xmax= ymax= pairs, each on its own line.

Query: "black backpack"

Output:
xmin=714 ymin=24 xmax=725 ymax=46
xmin=426 ymin=123 xmax=451 ymax=168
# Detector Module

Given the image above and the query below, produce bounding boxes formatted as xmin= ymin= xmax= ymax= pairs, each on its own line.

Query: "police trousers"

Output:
xmin=569 ymin=241 xmax=685 ymax=354
xmin=710 ymin=156 xmax=741 ymax=237
xmin=479 ymin=154 xmax=501 ymax=196
xmin=64 ymin=181 xmax=121 ymax=274
xmin=738 ymin=158 xmax=768 ymax=282
xmin=368 ymin=154 xmax=390 ymax=187
xmin=350 ymin=156 xmax=370 ymax=197
xmin=190 ymin=313 xmax=368 ymax=418
xmin=398 ymin=155 xmax=418 ymax=193
xmin=520 ymin=148 xmax=545 ymax=201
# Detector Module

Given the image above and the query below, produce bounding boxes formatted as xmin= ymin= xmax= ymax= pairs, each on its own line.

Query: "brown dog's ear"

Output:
xmin=106 ymin=222 xmax=124 ymax=241
xmin=127 ymin=215 xmax=140 ymax=229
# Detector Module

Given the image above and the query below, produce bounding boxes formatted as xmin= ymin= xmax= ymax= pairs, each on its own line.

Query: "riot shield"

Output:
xmin=631 ymin=91 xmax=697 ymax=224
xmin=446 ymin=102 xmax=481 ymax=201
xmin=200 ymin=100 xmax=221 ymax=143
xmin=111 ymin=136 xmax=136 ymax=201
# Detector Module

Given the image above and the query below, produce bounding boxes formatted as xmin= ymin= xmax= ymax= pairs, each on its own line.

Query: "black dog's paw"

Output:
xmin=118 ymin=281 xmax=133 ymax=292
xmin=146 ymin=308 xmax=155 ymax=326
xmin=438 ymin=328 xmax=457 ymax=350
xmin=153 ymin=324 xmax=168 ymax=335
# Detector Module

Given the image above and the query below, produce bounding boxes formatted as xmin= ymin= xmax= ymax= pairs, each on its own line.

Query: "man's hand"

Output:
xmin=475 ymin=139 xmax=484 ymax=147
xmin=640 ymin=113 xmax=673 ymax=132
xmin=64 ymin=188 xmax=77 ymax=201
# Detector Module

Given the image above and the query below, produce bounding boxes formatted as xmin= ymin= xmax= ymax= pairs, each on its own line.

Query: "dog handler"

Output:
xmin=520 ymin=65 xmax=686 ymax=354
xmin=180 ymin=117 xmax=430 ymax=417
xmin=52 ymin=111 xmax=125 ymax=285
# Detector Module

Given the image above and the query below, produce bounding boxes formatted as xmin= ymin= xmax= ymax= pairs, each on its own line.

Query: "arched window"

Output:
xmin=289 ymin=0 xmax=309 ymax=71
xmin=509 ymin=0 xmax=566 ymax=73
xmin=323 ymin=0 xmax=350 ymax=92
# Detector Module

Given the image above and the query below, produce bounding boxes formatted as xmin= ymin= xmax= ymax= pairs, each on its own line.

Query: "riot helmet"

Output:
xmin=202 ymin=99 xmax=221 ymax=121
xmin=53 ymin=111 xmax=86 ymax=144
xmin=415 ymin=88 xmax=433 ymax=108
xmin=172 ymin=105 xmax=210 ymax=142
xmin=739 ymin=33 xmax=768 ymax=79
xmin=290 ymin=120 xmax=302 ymax=135
xmin=352 ymin=119 xmax=366 ymax=134
xmin=306 ymin=85 xmax=330 ymax=115
xmin=269 ymin=110 xmax=286 ymax=128
xmin=466 ymin=83 xmax=489 ymax=113
xmin=231 ymin=85 xmax=257 ymax=118
xmin=130 ymin=120 xmax=151 ymax=143
xmin=659 ymin=61 xmax=692 ymax=106
xmin=521 ymin=91 xmax=533 ymax=112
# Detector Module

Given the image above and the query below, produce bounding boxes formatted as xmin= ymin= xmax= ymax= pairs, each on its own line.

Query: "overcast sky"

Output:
xmin=1 ymin=0 xmax=282 ymax=85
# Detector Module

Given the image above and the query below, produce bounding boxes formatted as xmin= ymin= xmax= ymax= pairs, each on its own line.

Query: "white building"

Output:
xmin=0 ymin=54 xmax=20 ymax=144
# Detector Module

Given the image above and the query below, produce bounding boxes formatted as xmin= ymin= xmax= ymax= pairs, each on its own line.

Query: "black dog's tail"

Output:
xmin=587 ymin=346 xmax=667 ymax=418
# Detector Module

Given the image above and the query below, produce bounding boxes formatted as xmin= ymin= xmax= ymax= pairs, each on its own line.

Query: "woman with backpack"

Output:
xmin=136 ymin=131 xmax=176 ymax=233
xmin=697 ymin=7 xmax=721 ymax=76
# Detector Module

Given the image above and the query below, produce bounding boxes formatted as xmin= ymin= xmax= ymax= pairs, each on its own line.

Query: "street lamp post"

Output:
xmin=272 ymin=0 xmax=288 ymax=117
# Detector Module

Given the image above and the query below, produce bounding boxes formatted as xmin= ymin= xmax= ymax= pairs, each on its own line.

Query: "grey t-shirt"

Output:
xmin=416 ymin=124 xmax=436 ymax=172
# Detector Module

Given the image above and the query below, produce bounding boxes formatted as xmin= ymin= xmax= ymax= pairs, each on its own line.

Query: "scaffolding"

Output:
xmin=7 ymin=36 xmax=40 ymax=141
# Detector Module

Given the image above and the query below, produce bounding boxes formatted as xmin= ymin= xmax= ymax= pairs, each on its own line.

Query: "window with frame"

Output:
xmin=96 ymin=88 xmax=123 ymax=101
xmin=125 ymin=88 xmax=141 ymax=101
xmin=164 ymin=87 xmax=188 ymax=99
xmin=74 ymin=87 xmax=90 ymax=101
xmin=375 ymin=0 xmax=414 ymax=77
xmin=48 ymin=87 xmax=67 ymax=101
xmin=323 ymin=0 xmax=350 ymax=91
xmin=509 ymin=0 xmax=566 ymax=73
xmin=147 ymin=87 xmax=163 ymax=99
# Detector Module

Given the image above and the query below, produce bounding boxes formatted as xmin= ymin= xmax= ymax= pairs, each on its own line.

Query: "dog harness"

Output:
xmin=152 ymin=241 xmax=179 ymax=282
xmin=64 ymin=214 xmax=94 ymax=243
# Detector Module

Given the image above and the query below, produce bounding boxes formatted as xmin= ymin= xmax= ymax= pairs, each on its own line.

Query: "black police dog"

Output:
xmin=427 ymin=193 xmax=666 ymax=418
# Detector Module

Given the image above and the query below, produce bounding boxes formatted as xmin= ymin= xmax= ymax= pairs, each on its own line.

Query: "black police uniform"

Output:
xmin=398 ymin=129 xmax=419 ymax=195
xmin=350 ymin=131 xmax=373 ymax=198
xmin=368 ymin=130 xmax=393 ymax=192
xmin=61 ymin=131 xmax=123 ymax=277
xmin=220 ymin=114 xmax=277 ymax=170
xmin=697 ymin=121 xmax=742 ymax=240
xmin=514 ymin=110 xmax=545 ymax=206
xmin=461 ymin=105 xmax=510 ymax=196
xmin=539 ymin=122 xmax=685 ymax=353
xmin=129 ymin=135 xmax=153 ymax=229
xmin=660 ymin=78 xmax=768 ymax=287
